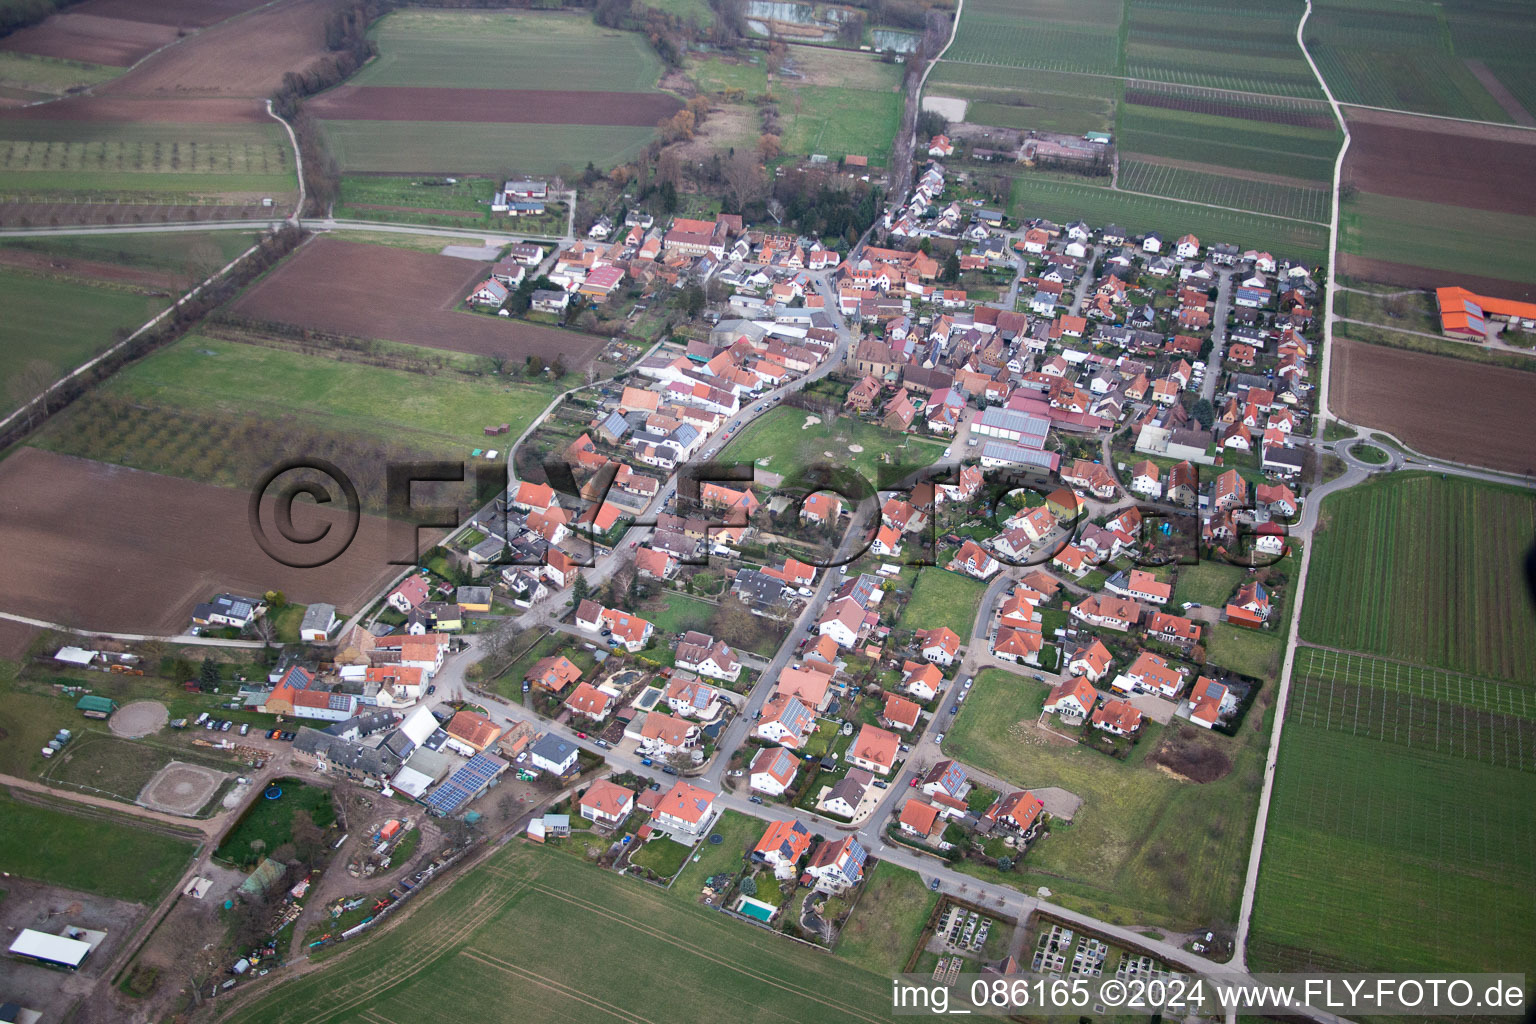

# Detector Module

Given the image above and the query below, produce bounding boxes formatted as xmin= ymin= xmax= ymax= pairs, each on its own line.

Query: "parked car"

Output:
xmin=239 ymin=723 xmax=250 ymax=736
xmin=280 ymin=731 xmax=296 ymax=741
xmin=575 ymin=731 xmax=588 ymax=740
xmin=595 ymin=739 xmax=610 ymax=749
xmin=426 ymin=684 xmax=436 ymax=695
xmin=195 ymin=712 xmax=209 ymax=726
xmin=221 ymin=720 xmax=232 ymax=731
xmin=933 ymin=733 xmax=945 ymax=744
xmin=949 ymin=705 xmax=959 ymax=714
xmin=873 ymin=779 xmax=888 ymax=789
xmin=661 ymin=765 xmax=679 ymax=775
xmin=205 ymin=720 xmax=215 ymax=730
xmin=748 ymin=795 xmax=764 ymax=805
xmin=930 ymin=878 xmax=941 ymax=891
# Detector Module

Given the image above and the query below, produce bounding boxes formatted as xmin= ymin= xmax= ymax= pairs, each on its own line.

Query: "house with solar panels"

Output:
xmin=421 ymin=752 xmax=509 ymax=816
xmin=191 ymin=593 xmax=264 ymax=629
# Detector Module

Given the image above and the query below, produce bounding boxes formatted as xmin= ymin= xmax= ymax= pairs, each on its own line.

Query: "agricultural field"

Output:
xmin=0 ymin=446 xmax=411 ymax=633
xmin=1331 ymin=341 xmax=1536 ymax=469
xmin=1116 ymin=159 xmax=1329 ymax=222
xmin=0 ymin=50 xmax=118 ymax=101
xmin=0 ymin=120 xmax=296 ymax=211
xmin=1115 ymin=102 xmax=1340 ymax=183
xmin=1299 ymin=472 xmax=1536 ymax=683
xmin=897 ymin=568 xmax=988 ymax=638
xmin=926 ymin=65 xmax=1118 ymax=135
xmin=1008 ymin=176 xmax=1329 ymax=264
xmin=0 ymin=265 xmax=165 ymax=416
xmin=225 ymin=840 xmax=900 ymax=1024
xmin=722 ymin=405 xmax=948 ymax=493
xmin=942 ymin=0 xmax=1123 ymax=76
xmin=942 ymin=670 xmax=1270 ymax=930
xmin=227 ymin=237 xmax=609 ymax=367
xmin=0 ymin=787 xmax=198 ymax=903
xmin=97 ymin=334 xmax=560 ymax=463
xmin=1306 ymin=0 xmax=1512 ymax=121
xmin=1251 ymin=650 xmax=1536 ymax=974
xmin=314 ymin=10 xmax=678 ymax=178
xmin=333 ymin=175 xmax=564 ymax=233
xmin=1124 ymin=0 xmax=1322 ymax=98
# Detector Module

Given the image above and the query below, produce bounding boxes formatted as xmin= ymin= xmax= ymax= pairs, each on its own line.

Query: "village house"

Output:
xmin=579 ymin=779 xmax=634 ymax=827
xmin=754 ymin=819 xmax=812 ymax=878
xmin=749 ymin=746 xmax=801 ymax=797
xmin=1043 ymin=676 xmax=1098 ymax=719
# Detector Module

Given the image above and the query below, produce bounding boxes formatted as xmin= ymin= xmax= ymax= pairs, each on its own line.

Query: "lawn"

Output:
xmin=226 ymin=840 xmax=898 ymax=1024
xmin=0 ymin=266 xmax=167 ymax=416
xmin=628 ymin=835 xmax=693 ymax=878
xmin=1299 ymin=472 xmax=1536 ymax=685
xmin=672 ymin=809 xmax=765 ymax=895
xmin=101 ymin=334 xmax=560 ymax=459
xmin=214 ymin=779 xmax=336 ymax=869
xmin=723 ymin=406 xmax=948 ymax=495
xmin=1170 ymin=560 xmax=1246 ymax=609
xmin=0 ymin=51 xmax=119 ymax=98
xmin=1008 ymin=175 xmax=1329 ymax=265
xmin=898 ymin=568 xmax=988 ymax=638
xmin=941 ymin=669 xmax=1269 ymax=931
xmin=642 ymin=593 xmax=721 ymax=638
xmin=834 ymin=859 xmax=940 ymax=975
xmin=0 ymin=788 xmax=198 ymax=903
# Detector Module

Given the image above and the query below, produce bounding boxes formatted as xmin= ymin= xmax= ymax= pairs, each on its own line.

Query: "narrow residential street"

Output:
xmin=1199 ymin=269 xmax=1235 ymax=404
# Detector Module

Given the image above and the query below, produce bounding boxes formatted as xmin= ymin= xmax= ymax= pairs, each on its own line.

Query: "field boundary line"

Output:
xmin=527 ymin=883 xmax=893 ymax=1024
xmin=461 ymin=948 xmax=656 ymax=1024
xmin=1339 ymin=101 xmax=1536 ymax=133
xmin=304 ymin=873 xmax=533 ymax=1024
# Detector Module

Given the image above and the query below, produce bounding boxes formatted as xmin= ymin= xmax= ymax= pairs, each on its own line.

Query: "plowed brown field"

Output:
xmin=1343 ymin=109 xmax=1536 ymax=217
xmin=0 ymin=448 xmax=407 ymax=634
xmin=1336 ymin=255 xmax=1536 ymax=303
xmin=1331 ymin=339 xmax=1536 ymax=476
xmin=307 ymin=86 xmax=683 ymax=125
xmin=0 ymin=12 xmax=176 ymax=66
xmin=229 ymin=237 xmax=606 ymax=366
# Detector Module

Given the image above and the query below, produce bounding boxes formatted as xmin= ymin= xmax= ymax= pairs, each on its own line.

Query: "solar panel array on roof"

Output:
xmin=422 ymin=752 xmax=508 ymax=816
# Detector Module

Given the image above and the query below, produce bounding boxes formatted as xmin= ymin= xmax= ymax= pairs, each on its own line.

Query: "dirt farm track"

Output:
xmin=0 ymin=448 xmax=405 ymax=634
xmin=1330 ymin=339 xmax=1536 ymax=477
xmin=230 ymin=237 xmax=607 ymax=366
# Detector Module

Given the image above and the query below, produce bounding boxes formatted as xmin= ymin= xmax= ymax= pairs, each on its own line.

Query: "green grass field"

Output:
xmin=2 ymin=229 xmax=257 ymax=273
xmin=1299 ymin=473 xmax=1536 ymax=684
xmin=0 ymin=51 xmax=119 ymax=98
xmin=1251 ymin=650 xmax=1536 ymax=973
xmin=0 ymin=266 xmax=166 ymax=416
xmin=1124 ymin=0 xmax=1322 ymax=97
xmin=724 ymin=406 xmax=947 ymax=494
xmin=835 ymin=860 xmax=940 ymax=975
xmin=1008 ymin=175 xmax=1329 ymax=264
xmin=781 ymin=85 xmax=903 ymax=165
xmin=0 ymin=787 xmax=198 ymax=903
xmin=672 ymin=810 xmax=765 ymax=894
xmin=898 ymin=568 xmax=987 ymax=638
xmin=226 ymin=839 xmax=900 ymax=1024
xmin=96 ymin=334 xmax=560 ymax=459
xmin=354 ymin=10 xmax=666 ymax=92
xmin=942 ymin=670 xmax=1269 ymax=930
xmin=43 ymin=732 xmax=232 ymax=806
xmin=943 ymin=0 xmax=1123 ymax=75
xmin=1340 ymin=191 xmax=1536 ymax=285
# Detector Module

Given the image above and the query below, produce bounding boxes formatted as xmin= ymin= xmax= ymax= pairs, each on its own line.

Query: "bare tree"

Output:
xmin=721 ymin=149 xmax=766 ymax=212
xmin=8 ymin=359 xmax=57 ymax=428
